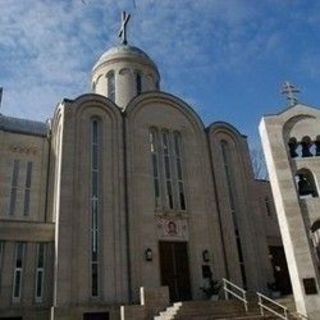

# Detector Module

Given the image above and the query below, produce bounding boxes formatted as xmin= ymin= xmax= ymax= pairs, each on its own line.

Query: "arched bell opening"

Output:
xmin=295 ymin=168 xmax=318 ymax=198
xmin=301 ymin=136 xmax=313 ymax=158
xmin=288 ymin=137 xmax=298 ymax=158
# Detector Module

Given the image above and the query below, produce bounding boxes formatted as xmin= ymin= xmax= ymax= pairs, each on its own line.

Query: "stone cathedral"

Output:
xmin=0 ymin=13 xmax=289 ymax=320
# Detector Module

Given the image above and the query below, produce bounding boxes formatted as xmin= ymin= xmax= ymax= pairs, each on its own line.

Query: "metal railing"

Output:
xmin=257 ymin=292 xmax=289 ymax=320
xmin=222 ymin=278 xmax=248 ymax=312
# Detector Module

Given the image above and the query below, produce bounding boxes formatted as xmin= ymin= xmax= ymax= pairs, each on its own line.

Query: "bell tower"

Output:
xmin=260 ymin=83 xmax=320 ymax=320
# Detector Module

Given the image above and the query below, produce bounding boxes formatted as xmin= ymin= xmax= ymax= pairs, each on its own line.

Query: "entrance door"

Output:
xmin=83 ymin=313 xmax=109 ymax=320
xmin=159 ymin=241 xmax=192 ymax=302
xmin=269 ymin=246 xmax=292 ymax=295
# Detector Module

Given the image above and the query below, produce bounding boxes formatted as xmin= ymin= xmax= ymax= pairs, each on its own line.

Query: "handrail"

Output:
xmin=257 ymin=292 xmax=288 ymax=320
xmin=222 ymin=278 xmax=248 ymax=312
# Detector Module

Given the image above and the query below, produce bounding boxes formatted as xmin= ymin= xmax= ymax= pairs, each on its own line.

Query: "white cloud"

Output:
xmin=0 ymin=0 xmax=319 ymax=124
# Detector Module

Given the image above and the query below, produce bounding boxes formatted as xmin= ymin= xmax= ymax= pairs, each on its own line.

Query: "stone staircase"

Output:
xmin=154 ymin=300 xmax=264 ymax=320
xmin=154 ymin=297 xmax=299 ymax=320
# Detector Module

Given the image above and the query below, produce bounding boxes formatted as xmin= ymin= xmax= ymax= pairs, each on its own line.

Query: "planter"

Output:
xmin=210 ymin=294 xmax=219 ymax=301
xmin=271 ymin=290 xmax=281 ymax=298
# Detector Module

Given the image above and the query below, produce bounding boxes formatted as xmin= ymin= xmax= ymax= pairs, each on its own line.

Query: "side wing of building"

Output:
xmin=0 ymin=115 xmax=54 ymax=318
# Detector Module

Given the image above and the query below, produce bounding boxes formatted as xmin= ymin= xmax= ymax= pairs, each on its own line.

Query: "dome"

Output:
xmin=92 ymin=44 xmax=159 ymax=74
xmin=91 ymin=43 xmax=161 ymax=109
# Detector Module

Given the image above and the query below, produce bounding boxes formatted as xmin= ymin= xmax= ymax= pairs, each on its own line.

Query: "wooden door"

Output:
xmin=159 ymin=241 xmax=192 ymax=302
xmin=269 ymin=246 xmax=292 ymax=295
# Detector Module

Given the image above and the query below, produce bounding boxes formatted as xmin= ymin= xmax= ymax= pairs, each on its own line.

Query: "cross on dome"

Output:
xmin=118 ymin=11 xmax=131 ymax=45
xmin=281 ymin=81 xmax=300 ymax=106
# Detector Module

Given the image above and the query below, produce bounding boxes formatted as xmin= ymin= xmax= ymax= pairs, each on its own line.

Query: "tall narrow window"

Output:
xmin=173 ymin=132 xmax=186 ymax=210
xmin=13 ymin=242 xmax=25 ymax=302
xmin=162 ymin=131 xmax=174 ymax=209
xmin=221 ymin=140 xmax=247 ymax=288
xmin=107 ymin=71 xmax=115 ymax=102
xmin=0 ymin=241 xmax=4 ymax=293
xmin=9 ymin=159 xmax=20 ymax=216
xmin=136 ymin=72 xmax=142 ymax=95
xmin=91 ymin=120 xmax=100 ymax=297
xmin=24 ymin=161 xmax=33 ymax=216
xmin=35 ymin=243 xmax=45 ymax=302
xmin=150 ymin=128 xmax=161 ymax=208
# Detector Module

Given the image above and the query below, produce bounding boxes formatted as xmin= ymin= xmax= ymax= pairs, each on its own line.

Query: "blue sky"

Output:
xmin=1 ymin=0 xmax=320 ymax=149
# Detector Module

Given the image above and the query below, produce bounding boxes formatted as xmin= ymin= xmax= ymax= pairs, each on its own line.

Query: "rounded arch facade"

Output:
xmin=207 ymin=121 xmax=271 ymax=291
xmin=124 ymin=91 xmax=225 ymax=301
xmin=51 ymin=93 xmax=128 ymax=304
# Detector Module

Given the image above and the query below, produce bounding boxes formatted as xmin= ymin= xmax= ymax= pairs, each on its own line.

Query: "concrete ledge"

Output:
xmin=0 ymin=220 xmax=55 ymax=241
xmin=121 ymin=287 xmax=170 ymax=320
xmin=121 ymin=305 xmax=146 ymax=320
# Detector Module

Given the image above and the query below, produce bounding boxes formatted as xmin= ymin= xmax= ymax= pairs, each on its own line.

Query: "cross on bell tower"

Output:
xmin=118 ymin=11 xmax=131 ymax=45
xmin=281 ymin=81 xmax=300 ymax=106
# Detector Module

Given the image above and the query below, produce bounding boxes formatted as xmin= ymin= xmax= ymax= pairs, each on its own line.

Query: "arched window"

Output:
xmin=149 ymin=128 xmax=187 ymax=211
xmin=92 ymin=81 xmax=96 ymax=93
xmin=173 ymin=131 xmax=186 ymax=211
xmin=136 ymin=72 xmax=142 ymax=95
xmin=295 ymin=169 xmax=318 ymax=198
xmin=106 ymin=71 xmax=115 ymax=102
xmin=90 ymin=119 xmax=100 ymax=297
xmin=162 ymin=130 xmax=174 ymax=209
xmin=288 ymin=137 xmax=298 ymax=158
xmin=149 ymin=128 xmax=161 ymax=208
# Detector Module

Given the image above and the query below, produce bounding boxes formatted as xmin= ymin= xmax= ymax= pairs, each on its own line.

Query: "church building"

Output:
xmin=0 ymin=12 xmax=288 ymax=320
xmin=260 ymin=83 xmax=320 ymax=320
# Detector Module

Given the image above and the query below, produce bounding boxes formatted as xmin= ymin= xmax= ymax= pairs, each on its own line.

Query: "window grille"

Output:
xmin=35 ymin=243 xmax=45 ymax=302
xmin=149 ymin=128 xmax=187 ymax=211
xmin=9 ymin=160 xmax=20 ymax=216
xmin=107 ymin=71 xmax=115 ymax=102
xmin=23 ymin=161 xmax=33 ymax=216
xmin=91 ymin=119 xmax=100 ymax=297
xmin=13 ymin=242 xmax=25 ymax=302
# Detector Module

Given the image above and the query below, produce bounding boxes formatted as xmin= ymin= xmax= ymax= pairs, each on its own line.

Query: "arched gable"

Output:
xmin=64 ymin=93 xmax=122 ymax=122
xmin=125 ymin=91 xmax=205 ymax=134
xmin=51 ymin=94 xmax=122 ymax=133
xmin=207 ymin=121 xmax=247 ymax=153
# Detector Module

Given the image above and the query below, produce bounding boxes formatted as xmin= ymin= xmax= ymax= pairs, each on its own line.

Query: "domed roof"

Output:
xmin=92 ymin=44 xmax=158 ymax=73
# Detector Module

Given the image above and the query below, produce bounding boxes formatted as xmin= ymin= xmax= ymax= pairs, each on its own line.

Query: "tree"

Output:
xmin=250 ymin=145 xmax=269 ymax=180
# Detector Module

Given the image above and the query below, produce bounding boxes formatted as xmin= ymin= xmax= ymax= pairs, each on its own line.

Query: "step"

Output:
xmin=154 ymin=298 xmax=297 ymax=320
xmin=158 ymin=300 xmax=255 ymax=320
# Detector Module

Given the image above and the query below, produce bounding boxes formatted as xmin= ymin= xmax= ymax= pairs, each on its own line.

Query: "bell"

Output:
xmin=298 ymin=175 xmax=315 ymax=196
xmin=315 ymin=141 xmax=320 ymax=156
xmin=301 ymin=141 xmax=313 ymax=157
xmin=288 ymin=141 xmax=298 ymax=158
